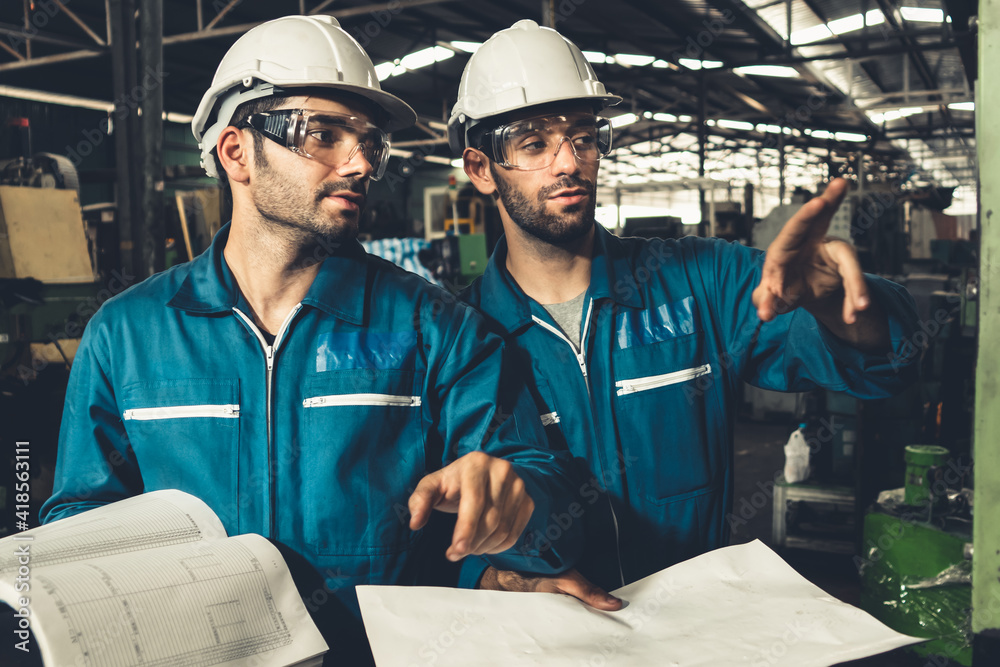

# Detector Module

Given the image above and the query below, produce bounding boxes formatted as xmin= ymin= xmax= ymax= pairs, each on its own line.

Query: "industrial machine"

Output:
xmin=859 ymin=446 xmax=973 ymax=666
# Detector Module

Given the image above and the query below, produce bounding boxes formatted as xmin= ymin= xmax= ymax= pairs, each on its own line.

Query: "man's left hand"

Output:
xmin=408 ymin=451 xmax=534 ymax=562
xmin=752 ymin=178 xmax=868 ymax=324
xmin=479 ymin=566 xmax=624 ymax=611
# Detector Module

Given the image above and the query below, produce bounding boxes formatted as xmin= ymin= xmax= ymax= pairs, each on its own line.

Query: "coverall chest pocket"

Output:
xmin=612 ymin=332 xmax=719 ymax=503
xmin=299 ymin=368 xmax=426 ymax=555
xmin=120 ymin=378 xmax=240 ymax=520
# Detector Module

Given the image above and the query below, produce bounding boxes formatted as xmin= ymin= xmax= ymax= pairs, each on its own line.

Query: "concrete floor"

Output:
xmin=731 ymin=417 xmax=947 ymax=667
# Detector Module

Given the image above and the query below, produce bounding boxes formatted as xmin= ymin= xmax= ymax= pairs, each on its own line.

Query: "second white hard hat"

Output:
xmin=448 ymin=19 xmax=620 ymax=155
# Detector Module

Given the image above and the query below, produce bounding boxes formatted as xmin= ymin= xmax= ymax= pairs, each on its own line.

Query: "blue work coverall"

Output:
xmin=461 ymin=224 xmax=919 ymax=590
xmin=41 ymin=224 xmax=582 ymax=662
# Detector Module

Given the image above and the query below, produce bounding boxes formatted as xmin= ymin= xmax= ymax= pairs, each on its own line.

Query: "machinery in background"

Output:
xmin=0 ymin=118 xmax=80 ymax=192
xmin=622 ymin=215 xmax=685 ymax=240
xmin=859 ymin=446 xmax=973 ymax=666
xmin=0 ymin=118 xmax=104 ymax=529
xmin=427 ymin=234 xmax=488 ymax=290
xmin=422 ymin=182 xmax=491 ymax=289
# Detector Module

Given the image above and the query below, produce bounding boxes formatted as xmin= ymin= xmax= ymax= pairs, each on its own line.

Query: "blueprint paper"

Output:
xmin=358 ymin=540 xmax=923 ymax=666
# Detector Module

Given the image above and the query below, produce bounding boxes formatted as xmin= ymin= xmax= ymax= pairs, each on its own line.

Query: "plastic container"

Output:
xmin=783 ymin=423 xmax=811 ymax=484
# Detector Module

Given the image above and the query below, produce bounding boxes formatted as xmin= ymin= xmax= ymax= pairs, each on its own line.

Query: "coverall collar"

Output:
xmin=481 ymin=222 xmax=645 ymax=334
xmin=168 ymin=221 xmax=367 ymax=325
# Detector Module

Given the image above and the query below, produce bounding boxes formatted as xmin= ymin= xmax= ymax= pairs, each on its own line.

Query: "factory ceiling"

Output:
xmin=0 ymin=0 xmax=977 ymax=199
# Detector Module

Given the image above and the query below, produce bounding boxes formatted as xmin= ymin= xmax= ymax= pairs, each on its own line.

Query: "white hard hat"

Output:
xmin=193 ymin=14 xmax=416 ymax=177
xmin=448 ymin=19 xmax=620 ymax=155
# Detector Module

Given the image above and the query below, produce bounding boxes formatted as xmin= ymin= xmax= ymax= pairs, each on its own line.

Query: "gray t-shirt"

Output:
xmin=541 ymin=291 xmax=587 ymax=352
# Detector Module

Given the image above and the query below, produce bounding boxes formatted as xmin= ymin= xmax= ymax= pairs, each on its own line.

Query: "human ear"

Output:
xmin=217 ymin=126 xmax=252 ymax=185
xmin=463 ymin=148 xmax=496 ymax=197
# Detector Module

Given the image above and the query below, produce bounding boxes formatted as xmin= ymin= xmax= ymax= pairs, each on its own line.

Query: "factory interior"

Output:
xmin=0 ymin=0 xmax=993 ymax=666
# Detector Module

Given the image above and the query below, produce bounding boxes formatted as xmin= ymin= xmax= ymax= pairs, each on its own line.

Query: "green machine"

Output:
xmin=859 ymin=446 xmax=974 ymax=665
xmin=429 ymin=233 xmax=488 ymax=289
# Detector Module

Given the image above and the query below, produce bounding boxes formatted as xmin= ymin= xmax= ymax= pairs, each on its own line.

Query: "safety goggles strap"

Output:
xmin=241 ymin=111 xmax=295 ymax=147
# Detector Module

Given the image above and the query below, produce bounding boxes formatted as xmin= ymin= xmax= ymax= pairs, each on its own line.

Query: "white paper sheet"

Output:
xmin=358 ymin=540 xmax=923 ymax=666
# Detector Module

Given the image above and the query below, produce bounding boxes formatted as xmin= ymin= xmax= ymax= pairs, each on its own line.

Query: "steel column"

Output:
xmin=138 ymin=0 xmax=164 ymax=276
xmin=974 ymin=1 xmax=1000 ymax=659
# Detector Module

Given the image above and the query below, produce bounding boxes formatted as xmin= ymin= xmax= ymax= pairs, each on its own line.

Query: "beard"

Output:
xmin=492 ymin=167 xmax=596 ymax=246
xmin=250 ymin=144 xmax=367 ymax=247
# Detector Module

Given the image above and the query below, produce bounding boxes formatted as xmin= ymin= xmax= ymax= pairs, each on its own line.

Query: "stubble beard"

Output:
xmin=492 ymin=166 xmax=596 ymax=246
xmin=250 ymin=145 xmax=366 ymax=248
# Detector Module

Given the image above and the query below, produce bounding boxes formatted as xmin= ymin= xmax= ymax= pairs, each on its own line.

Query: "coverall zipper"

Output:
xmin=233 ymin=303 xmax=303 ymax=538
xmin=531 ymin=298 xmax=625 ymax=586
xmin=123 ymin=404 xmax=240 ymax=420
xmin=616 ymin=364 xmax=713 ymax=396
xmin=303 ymin=394 xmax=422 ymax=408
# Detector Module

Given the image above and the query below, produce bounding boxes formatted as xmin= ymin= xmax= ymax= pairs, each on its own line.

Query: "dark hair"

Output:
xmin=212 ymin=94 xmax=285 ymax=204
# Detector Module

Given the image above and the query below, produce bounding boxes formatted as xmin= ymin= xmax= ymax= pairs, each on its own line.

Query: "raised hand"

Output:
xmin=752 ymin=178 xmax=870 ymax=323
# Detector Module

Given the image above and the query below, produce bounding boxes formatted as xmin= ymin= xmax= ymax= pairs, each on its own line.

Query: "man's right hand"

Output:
xmin=478 ymin=566 xmax=624 ymax=611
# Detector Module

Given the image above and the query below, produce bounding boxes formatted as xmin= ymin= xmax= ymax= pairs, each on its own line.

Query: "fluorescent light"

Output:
xmin=734 ymin=65 xmax=799 ymax=78
xmin=422 ymin=155 xmax=454 ymax=165
xmin=450 ymin=41 xmax=482 ymax=53
xmin=451 ymin=158 xmax=465 ymax=168
xmin=678 ymin=114 xmax=693 ymax=122
xmin=706 ymin=119 xmax=716 ymax=126
xmin=399 ymin=45 xmax=454 ymax=70
xmin=653 ymin=112 xmax=678 ymax=122
xmin=717 ymin=119 xmax=754 ymax=131
xmin=898 ymin=106 xmax=924 ymax=116
xmin=901 ymin=7 xmax=944 ymax=23
xmin=758 ymin=124 xmax=784 ymax=134
xmin=835 ymin=131 xmax=867 ymax=142
xmin=583 ymin=51 xmax=608 ymax=64
xmin=374 ymin=62 xmax=396 ymax=81
xmin=948 ymin=102 xmax=975 ymax=111
xmin=865 ymin=9 xmax=886 ymax=26
xmin=828 ymin=14 xmax=865 ymax=35
xmin=677 ymin=58 xmax=723 ymax=70
xmin=791 ymin=24 xmax=833 ymax=45
xmin=652 ymin=59 xmax=671 ymax=68
xmin=614 ymin=53 xmax=656 ymax=67
xmin=164 ymin=112 xmax=194 ymax=124
xmin=611 ymin=113 xmax=638 ymax=128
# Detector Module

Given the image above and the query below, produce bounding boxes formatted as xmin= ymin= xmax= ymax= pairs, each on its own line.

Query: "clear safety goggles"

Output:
xmin=478 ymin=113 xmax=613 ymax=171
xmin=240 ymin=109 xmax=391 ymax=181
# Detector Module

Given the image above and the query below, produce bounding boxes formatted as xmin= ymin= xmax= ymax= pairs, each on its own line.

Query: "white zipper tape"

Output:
xmin=302 ymin=393 xmax=422 ymax=408
xmin=123 ymin=404 xmax=240 ymax=421
xmin=615 ymin=363 xmax=712 ymax=396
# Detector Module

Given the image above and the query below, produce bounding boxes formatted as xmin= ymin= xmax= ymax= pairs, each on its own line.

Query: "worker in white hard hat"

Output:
xmin=451 ymin=20 xmax=919 ymax=601
xmin=43 ymin=16 xmax=585 ymax=664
